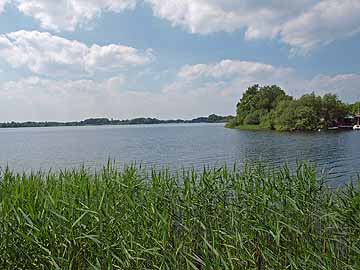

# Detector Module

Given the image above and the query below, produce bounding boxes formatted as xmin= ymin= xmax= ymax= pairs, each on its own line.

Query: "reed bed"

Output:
xmin=0 ymin=163 xmax=359 ymax=269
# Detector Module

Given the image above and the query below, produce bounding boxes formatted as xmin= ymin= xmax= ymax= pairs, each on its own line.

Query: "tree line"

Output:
xmin=0 ymin=114 xmax=233 ymax=128
xmin=227 ymin=84 xmax=359 ymax=131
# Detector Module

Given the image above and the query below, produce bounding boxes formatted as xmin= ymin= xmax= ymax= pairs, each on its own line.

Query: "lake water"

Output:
xmin=0 ymin=123 xmax=359 ymax=186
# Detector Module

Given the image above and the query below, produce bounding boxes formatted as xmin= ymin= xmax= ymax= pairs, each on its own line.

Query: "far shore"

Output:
xmin=0 ymin=114 xmax=234 ymax=129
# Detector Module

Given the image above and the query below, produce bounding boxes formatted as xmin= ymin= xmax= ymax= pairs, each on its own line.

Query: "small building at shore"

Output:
xmin=335 ymin=114 xmax=360 ymax=129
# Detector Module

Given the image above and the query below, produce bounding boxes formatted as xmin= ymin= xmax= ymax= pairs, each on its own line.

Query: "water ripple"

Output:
xmin=0 ymin=124 xmax=359 ymax=185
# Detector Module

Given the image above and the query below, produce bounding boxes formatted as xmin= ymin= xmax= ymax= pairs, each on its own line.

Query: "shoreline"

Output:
xmin=0 ymin=115 xmax=232 ymax=129
xmin=0 ymin=121 xmax=228 ymax=130
xmin=226 ymin=123 xmax=357 ymax=133
xmin=225 ymin=123 xmax=269 ymax=131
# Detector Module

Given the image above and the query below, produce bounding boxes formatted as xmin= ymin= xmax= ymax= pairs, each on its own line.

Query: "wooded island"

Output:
xmin=227 ymin=84 xmax=360 ymax=131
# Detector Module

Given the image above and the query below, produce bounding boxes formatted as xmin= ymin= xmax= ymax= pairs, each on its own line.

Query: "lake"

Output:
xmin=0 ymin=123 xmax=359 ymax=186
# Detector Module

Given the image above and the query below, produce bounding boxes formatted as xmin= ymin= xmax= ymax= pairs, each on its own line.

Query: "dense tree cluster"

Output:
xmin=349 ymin=102 xmax=360 ymax=115
xmin=228 ymin=84 xmax=355 ymax=131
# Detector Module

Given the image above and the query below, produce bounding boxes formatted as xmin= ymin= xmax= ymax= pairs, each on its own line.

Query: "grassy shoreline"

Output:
xmin=225 ymin=123 xmax=269 ymax=131
xmin=1 ymin=163 xmax=360 ymax=269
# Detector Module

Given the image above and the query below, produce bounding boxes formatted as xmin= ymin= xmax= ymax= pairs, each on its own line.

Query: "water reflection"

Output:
xmin=0 ymin=124 xmax=359 ymax=186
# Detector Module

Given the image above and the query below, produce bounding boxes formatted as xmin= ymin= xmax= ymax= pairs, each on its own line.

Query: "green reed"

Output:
xmin=0 ymin=162 xmax=359 ymax=269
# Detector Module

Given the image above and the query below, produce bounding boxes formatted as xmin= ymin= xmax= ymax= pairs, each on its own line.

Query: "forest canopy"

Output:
xmin=227 ymin=84 xmax=357 ymax=131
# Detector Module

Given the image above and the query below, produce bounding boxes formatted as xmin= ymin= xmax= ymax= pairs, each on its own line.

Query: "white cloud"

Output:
xmin=15 ymin=0 xmax=136 ymax=31
xmin=146 ymin=0 xmax=360 ymax=52
xmin=0 ymin=76 xmax=127 ymax=121
xmin=87 ymin=45 xmax=154 ymax=71
xmin=0 ymin=0 xmax=9 ymax=13
xmin=166 ymin=59 xmax=295 ymax=96
xmin=0 ymin=75 xmax=230 ymax=121
xmin=164 ymin=59 xmax=360 ymax=104
xmin=307 ymin=74 xmax=360 ymax=102
xmin=0 ymin=30 xmax=154 ymax=77
xmin=0 ymin=59 xmax=359 ymax=121
xmin=146 ymin=0 xmax=316 ymax=37
xmin=1 ymin=1 xmax=358 ymax=52
xmin=177 ymin=60 xmax=291 ymax=81
xmin=281 ymin=0 xmax=360 ymax=53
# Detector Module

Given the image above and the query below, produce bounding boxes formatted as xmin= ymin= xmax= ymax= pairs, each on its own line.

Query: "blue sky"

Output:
xmin=0 ymin=0 xmax=359 ymax=121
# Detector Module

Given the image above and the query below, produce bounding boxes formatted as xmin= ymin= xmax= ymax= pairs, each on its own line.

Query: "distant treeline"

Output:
xmin=227 ymin=84 xmax=360 ymax=131
xmin=0 ymin=114 xmax=234 ymax=128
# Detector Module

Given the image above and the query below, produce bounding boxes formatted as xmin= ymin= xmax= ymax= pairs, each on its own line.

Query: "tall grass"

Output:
xmin=0 ymin=163 xmax=359 ymax=269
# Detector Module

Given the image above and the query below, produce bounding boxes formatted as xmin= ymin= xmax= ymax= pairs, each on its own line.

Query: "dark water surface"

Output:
xmin=0 ymin=123 xmax=359 ymax=185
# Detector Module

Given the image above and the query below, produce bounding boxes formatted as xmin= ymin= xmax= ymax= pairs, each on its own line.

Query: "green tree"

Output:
xmin=349 ymin=102 xmax=360 ymax=115
xmin=273 ymin=100 xmax=297 ymax=131
xmin=236 ymin=85 xmax=260 ymax=124
xmin=321 ymin=94 xmax=348 ymax=127
xmin=294 ymin=106 xmax=319 ymax=131
xmin=297 ymin=92 xmax=322 ymax=120
xmin=231 ymin=84 xmax=353 ymax=131
xmin=257 ymin=85 xmax=289 ymax=112
xmin=244 ymin=110 xmax=264 ymax=125
xmin=235 ymin=85 xmax=289 ymax=126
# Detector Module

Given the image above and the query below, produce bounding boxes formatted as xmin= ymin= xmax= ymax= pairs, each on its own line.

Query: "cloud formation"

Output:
xmin=146 ymin=0 xmax=360 ymax=52
xmin=282 ymin=0 xmax=360 ymax=53
xmin=165 ymin=59 xmax=295 ymax=96
xmin=0 ymin=58 xmax=359 ymax=121
xmin=146 ymin=0 xmax=313 ymax=37
xmin=177 ymin=60 xmax=292 ymax=81
xmin=0 ymin=75 xmax=227 ymax=121
xmin=0 ymin=1 xmax=359 ymax=121
xmin=0 ymin=0 xmax=9 ymax=13
xmin=0 ymin=30 xmax=154 ymax=77
xmin=15 ymin=0 xmax=136 ymax=31
xmin=0 ymin=76 xmax=127 ymax=121
xmin=1 ymin=1 xmax=358 ymax=52
xmin=165 ymin=59 xmax=360 ymax=103
xmin=307 ymin=74 xmax=360 ymax=102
